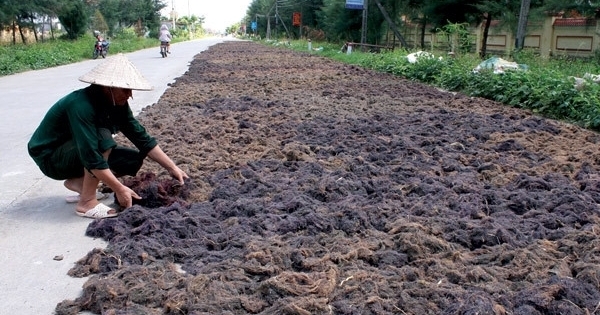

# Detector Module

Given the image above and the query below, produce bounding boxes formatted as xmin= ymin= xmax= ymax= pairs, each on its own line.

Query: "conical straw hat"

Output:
xmin=79 ymin=53 xmax=153 ymax=91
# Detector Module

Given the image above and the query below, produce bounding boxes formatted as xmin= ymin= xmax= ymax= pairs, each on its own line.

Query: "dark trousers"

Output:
xmin=40 ymin=128 xmax=145 ymax=180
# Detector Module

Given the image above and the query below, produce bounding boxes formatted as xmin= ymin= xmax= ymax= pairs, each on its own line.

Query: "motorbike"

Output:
xmin=160 ymin=41 xmax=169 ymax=58
xmin=93 ymin=39 xmax=110 ymax=59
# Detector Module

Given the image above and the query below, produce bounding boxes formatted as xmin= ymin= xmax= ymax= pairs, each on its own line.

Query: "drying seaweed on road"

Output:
xmin=56 ymin=41 xmax=600 ymax=315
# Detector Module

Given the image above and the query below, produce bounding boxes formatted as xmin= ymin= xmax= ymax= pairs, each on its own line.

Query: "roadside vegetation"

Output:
xmin=241 ymin=0 xmax=600 ymax=130
xmin=0 ymin=0 xmax=200 ymax=75
xmin=274 ymin=39 xmax=600 ymax=131
xmin=4 ymin=0 xmax=600 ymax=130
xmin=4 ymin=34 xmax=600 ymax=132
xmin=0 ymin=30 xmax=174 ymax=76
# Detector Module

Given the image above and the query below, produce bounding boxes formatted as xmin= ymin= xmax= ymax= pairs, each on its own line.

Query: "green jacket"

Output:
xmin=28 ymin=85 xmax=157 ymax=171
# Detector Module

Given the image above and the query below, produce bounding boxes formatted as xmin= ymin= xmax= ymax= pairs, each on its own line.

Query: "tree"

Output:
xmin=475 ymin=0 xmax=518 ymax=58
xmin=90 ymin=0 xmax=165 ymax=37
xmin=123 ymin=0 xmax=165 ymax=36
xmin=95 ymin=0 xmax=120 ymax=36
xmin=178 ymin=14 xmax=204 ymax=38
xmin=541 ymin=0 xmax=600 ymax=17
xmin=421 ymin=0 xmax=483 ymax=28
xmin=317 ymin=0 xmax=363 ymax=42
xmin=297 ymin=0 xmax=324 ymax=37
xmin=91 ymin=9 xmax=109 ymax=35
xmin=372 ymin=0 xmax=408 ymax=47
xmin=58 ymin=0 xmax=89 ymax=39
xmin=242 ymin=0 xmax=554 ymax=52
xmin=34 ymin=0 xmax=61 ymax=41
xmin=0 ymin=0 xmax=60 ymax=43
xmin=226 ymin=22 xmax=242 ymax=35
xmin=474 ymin=0 xmax=544 ymax=55
xmin=395 ymin=0 xmax=433 ymax=49
xmin=246 ymin=0 xmax=325 ymax=40
xmin=0 ymin=0 xmax=13 ymax=26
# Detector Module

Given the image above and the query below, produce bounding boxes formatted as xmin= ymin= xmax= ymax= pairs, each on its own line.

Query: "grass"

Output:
xmin=0 ymin=29 xmax=186 ymax=76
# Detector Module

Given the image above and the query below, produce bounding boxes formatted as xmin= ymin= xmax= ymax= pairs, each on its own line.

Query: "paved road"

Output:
xmin=0 ymin=37 xmax=235 ymax=315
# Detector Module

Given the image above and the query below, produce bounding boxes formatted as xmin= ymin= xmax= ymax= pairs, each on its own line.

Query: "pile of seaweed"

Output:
xmin=55 ymin=42 xmax=600 ymax=315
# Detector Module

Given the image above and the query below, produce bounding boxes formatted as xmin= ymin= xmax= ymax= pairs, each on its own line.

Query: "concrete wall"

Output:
xmin=394 ymin=16 xmax=600 ymax=58
xmin=477 ymin=16 xmax=599 ymax=57
xmin=1 ymin=20 xmax=61 ymax=44
xmin=0 ymin=27 xmax=37 ymax=44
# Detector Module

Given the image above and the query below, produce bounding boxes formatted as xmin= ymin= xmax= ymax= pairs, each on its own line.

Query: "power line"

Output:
xmin=276 ymin=0 xmax=312 ymax=8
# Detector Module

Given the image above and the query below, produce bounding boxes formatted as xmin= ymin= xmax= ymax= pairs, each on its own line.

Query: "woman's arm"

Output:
xmin=146 ymin=145 xmax=188 ymax=184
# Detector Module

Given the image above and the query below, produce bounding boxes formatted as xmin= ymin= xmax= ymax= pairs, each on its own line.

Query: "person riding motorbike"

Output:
xmin=93 ymin=30 xmax=110 ymax=58
xmin=158 ymin=24 xmax=172 ymax=54
xmin=93 ymin=30 xmax=104 ymax=42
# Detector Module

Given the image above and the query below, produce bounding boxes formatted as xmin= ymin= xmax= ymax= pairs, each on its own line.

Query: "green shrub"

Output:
xmin=403 ymin=56 xmax=446 ymax=83
xmin=435 ymin=56 xmax=474 ymax=91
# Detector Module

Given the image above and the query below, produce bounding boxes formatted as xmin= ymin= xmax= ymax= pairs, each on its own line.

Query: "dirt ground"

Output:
xmin=56 ymin=41 xmax=600 ymax=315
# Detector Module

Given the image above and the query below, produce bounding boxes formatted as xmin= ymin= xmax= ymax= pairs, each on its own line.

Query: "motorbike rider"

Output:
xmin=93 ymin=30 xmax=109 ymax=51
xmin=93 ymin=30 xmax=104 ymax=42
xmin=158 ymin=24 xmax=172 ymax=54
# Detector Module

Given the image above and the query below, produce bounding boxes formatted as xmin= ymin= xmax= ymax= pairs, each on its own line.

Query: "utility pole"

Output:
xmin=171 ymin=0 xmax=176 ymax=29
xmin=271 ymin=0 xmax=290 ymax=39
xmin=515 ymin=0 xmax=531 ymax=50
xmin=372 ymin=0 xmax=408 ymax=48
xmin=360 ymin=0 xmax=368 ymax=49
xmin=276 ymin=0 xmax=291 ymax=39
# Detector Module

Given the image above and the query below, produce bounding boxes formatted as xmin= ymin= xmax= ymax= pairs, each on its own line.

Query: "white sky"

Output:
xmin=161 ymin=0 xmax=253 ymax=32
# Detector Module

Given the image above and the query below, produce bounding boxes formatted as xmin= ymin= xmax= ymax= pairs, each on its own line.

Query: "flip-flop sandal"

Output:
xmin=76 ymin=203 xmax=118 ymax=219
xmin=65 ymin=192 xmax=109 ymax=203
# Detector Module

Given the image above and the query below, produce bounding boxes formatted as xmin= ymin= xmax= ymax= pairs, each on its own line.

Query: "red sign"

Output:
xmin=293 ymin=12 xmax=302 ymax=27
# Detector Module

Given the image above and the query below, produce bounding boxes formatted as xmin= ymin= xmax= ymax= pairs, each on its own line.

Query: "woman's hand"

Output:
xmin=114 ymin=185 xmax=141 ymax=208
xmin=168 ymin=166 xmax=189 ymax=185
